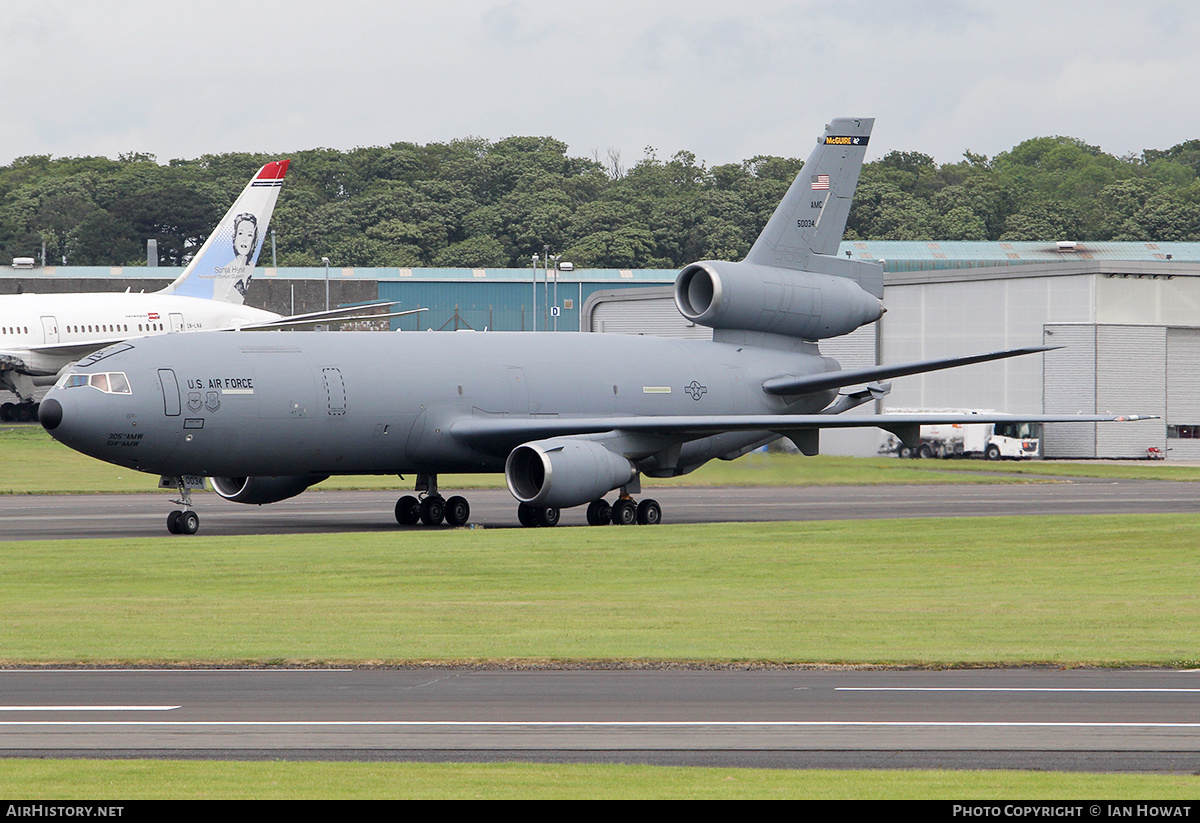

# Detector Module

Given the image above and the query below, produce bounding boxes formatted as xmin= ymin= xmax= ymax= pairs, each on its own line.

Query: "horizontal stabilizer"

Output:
xmin=762 ymin=346 xmax=1058 ymax=396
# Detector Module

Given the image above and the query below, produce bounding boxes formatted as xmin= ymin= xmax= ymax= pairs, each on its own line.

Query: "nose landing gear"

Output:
xmin=165 ymin=477 xmax=200 ymax=535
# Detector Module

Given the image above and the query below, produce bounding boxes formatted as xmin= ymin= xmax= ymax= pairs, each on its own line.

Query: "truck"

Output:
xmin=879 ymin=410 xmax=1042 ymax=460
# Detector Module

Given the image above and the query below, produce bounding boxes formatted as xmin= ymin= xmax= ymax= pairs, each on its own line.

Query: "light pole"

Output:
xmin=550 ymin=254 xmax=561 ymax=331
xmin=321 ymin=257 xmax=330 ymax=312
xmin=543 ymin=245 xmax=550 ymax=332
xmin=530 ymin=253 xmax=539 ymax=331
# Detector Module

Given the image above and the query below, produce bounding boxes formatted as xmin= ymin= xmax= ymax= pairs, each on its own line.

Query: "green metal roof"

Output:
xmin=6 ymin=242 xmax=1200 ymax=281
xmin=838 ymin=241 xmax=1200 ymax=272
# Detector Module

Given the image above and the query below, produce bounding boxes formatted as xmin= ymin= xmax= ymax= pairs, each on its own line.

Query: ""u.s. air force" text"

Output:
xmin=186 ymin=377 xmax=254 ymax=390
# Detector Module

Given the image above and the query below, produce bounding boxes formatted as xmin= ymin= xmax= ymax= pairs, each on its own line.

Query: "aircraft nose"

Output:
xmin=39 ymin=397 xmax=63 ymax=431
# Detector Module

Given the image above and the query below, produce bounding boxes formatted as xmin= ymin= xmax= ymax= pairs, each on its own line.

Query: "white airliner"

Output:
xmin=0 ymin=160 xmax=410 ymax=421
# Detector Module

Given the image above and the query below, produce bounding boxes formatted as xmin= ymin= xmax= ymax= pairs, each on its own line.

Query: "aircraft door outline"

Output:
xmin=40 ymin=316 xmax=59 ymax=344
xmin=322 ymin=367 xmax=346 ymax=416
xmin=158 ymin=369 xmax=181 ymax=416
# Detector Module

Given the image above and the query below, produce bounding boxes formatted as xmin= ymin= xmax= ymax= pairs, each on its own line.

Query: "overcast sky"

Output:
xmin=3 ymin=0 xmax=1198 ymax=170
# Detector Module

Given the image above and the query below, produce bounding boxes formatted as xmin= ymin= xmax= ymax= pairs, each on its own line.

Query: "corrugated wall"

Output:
xmin=591 ymin=296 xmax=712 ymax=339
xmin=379 ymin=280 xmax=669 ymax=332
xmin=1042 ymin=324 xmax=1098 ymax=457
xmin=1166 ymin=328 xmax=1200 ymax=459
xmin=1096 ymin=326 xmax=1166 ymax=458
xmin=1043 ymin=324 xmax=1168 ymax=458
xmin=883 ymin=275 xmax=1094 ymax=415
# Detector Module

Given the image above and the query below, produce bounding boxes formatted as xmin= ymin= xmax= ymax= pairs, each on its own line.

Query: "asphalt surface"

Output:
xmin=2 ymin=475 xmax=1198 ymax=539
xmin=3 ymin=667 xmax=1200 ymax=771
xmin=3 ymin=478 xmax=1199 ymax=770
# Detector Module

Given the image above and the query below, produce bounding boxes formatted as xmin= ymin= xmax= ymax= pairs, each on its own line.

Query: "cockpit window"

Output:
xmin=108 ymin=372 xmax=131 ymax=394
xmin=63 ymin=371 xmax=132 ymax=394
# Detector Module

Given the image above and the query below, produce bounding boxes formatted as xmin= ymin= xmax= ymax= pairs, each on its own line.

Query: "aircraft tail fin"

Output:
xmin=158 ymin=160 xmax=290 ymax=303
xmin=744 ymin=118 xmax=878 ymax=294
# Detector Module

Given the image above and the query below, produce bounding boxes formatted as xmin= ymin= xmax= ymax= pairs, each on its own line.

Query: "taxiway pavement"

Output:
xmin=1 ymin=476 xmax=1195 ymax=540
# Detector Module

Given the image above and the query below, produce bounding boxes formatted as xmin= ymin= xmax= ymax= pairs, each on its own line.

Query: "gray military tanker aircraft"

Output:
xmin=38 ymin=118 xmax=1152 ymax=533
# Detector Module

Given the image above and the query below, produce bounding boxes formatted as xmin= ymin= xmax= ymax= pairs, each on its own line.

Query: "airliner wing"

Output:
xmin=18 ymin=305 xmax=426 ymax=361
xmin=233 ymin=305 xmax=426 ymax=332
xmin=449 ymin=412 xmax=1155 ymax=455
xmin=18 ymin=338 xmax=131 ymax=360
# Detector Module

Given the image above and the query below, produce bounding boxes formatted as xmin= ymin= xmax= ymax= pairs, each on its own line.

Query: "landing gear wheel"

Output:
xmin=517 ymin=503 xmax=535 ymax=527
xmin=586 ymin=499 xmax=612 ymax=526
xmin=533 ymin=506 xmax=560 ymax=527
xmin=420 ymin=495 xmax=446 ymax=526
xmin=917 ymin=444 xmax=932 ymax=459
xmin=0 ymin=403 xmax=11 ymax=422
xmin=611 ymin=499 xmax=637 ymax=525
xmin=168 ymin=510 xmax=198 ymax=534
xmin=395 ymin=495 xmax=421 ymax=525
xmin=636 ymin=499 xmax=661 ymax=525
xmin=179 ymin=510 xmax=199 ymax=535
xmin=444 ymin=495 xmax=470 ymax=527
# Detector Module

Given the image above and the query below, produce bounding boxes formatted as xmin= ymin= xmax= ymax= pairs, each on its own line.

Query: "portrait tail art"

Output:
xmin=158 ymin=160 xmax=290 ymax=304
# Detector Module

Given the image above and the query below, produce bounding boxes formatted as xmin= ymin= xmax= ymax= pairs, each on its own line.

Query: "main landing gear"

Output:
xmin=165 ymin=478 xmax=200 ymax=535
xmin=394 ymin=474 xmax=471 ymax=527
xmin=521 ymin=494 xmax=662 ymax=528
xmin=391 ymin=475 xmax=664 ymax=528
xmin=0 ymin=401 xmax=38 ymax=423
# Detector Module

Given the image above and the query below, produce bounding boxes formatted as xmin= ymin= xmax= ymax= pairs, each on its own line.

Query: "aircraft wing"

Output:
xmin=233 ymin=306 xmax=427 ymax=332
xmin=761 ymin=346 xmax=1057 ymax=396
xmin=17 ymin=338 xmax=131 ymax=360
xmin=16 ymin=305 xmax=426 ymax=363
xmin=450 ymin=412 xmax=1155 ymax=454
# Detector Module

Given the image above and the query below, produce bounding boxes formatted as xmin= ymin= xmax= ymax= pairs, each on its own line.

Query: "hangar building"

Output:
xmin=582 ymin=241 xmax=1200 ymax=460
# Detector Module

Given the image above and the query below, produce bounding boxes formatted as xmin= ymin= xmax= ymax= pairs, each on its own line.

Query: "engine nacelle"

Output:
xmin=674 ymin=260 xmax=883 ymax=340
xmin=210 ymin=474 xmax=329 ymax=505
xmin=505 ymin=438 xmax=636 ymax=509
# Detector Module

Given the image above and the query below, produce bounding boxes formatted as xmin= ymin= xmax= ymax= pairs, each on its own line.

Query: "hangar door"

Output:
xmin=1043 ymin=324 xmax=1166 ymax=458
xmin=1166 ymin=328 xmax=1200 ymax=460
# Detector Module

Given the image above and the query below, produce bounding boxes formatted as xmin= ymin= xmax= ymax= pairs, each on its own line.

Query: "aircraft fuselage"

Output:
xmin=1 ymin=291 xmax=280 ymax=377
xmin=42 ymin=329 xmax=838 ymax=479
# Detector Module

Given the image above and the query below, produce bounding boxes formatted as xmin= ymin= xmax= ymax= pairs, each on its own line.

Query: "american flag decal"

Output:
xmin=148 ymin=312 xmax=159 ymax=321
xmin=811 ymin=175 xmax=830 ymax=190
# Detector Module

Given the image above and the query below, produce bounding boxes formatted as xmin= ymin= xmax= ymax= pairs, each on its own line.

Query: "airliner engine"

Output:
xmin=505 ymin=438 xmax=636 ymax=509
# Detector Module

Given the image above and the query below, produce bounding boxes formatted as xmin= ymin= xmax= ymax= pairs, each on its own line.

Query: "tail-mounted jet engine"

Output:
xmin=674 ymin=260 xmax=883 ymax=340
xmin=210 ymin=474 xmax=329 ymax=505
xmin=505 ymin=438 xmax=636 ymax=509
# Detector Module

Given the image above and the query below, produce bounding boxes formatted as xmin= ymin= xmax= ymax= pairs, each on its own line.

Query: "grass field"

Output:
xmin=2 ymin=760 xmax=1199 ymax=799
xmin=6 ymin=423 xmax=1199 ymax=797
xmin=2 ymin=516 xmax=1197 ymax=665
